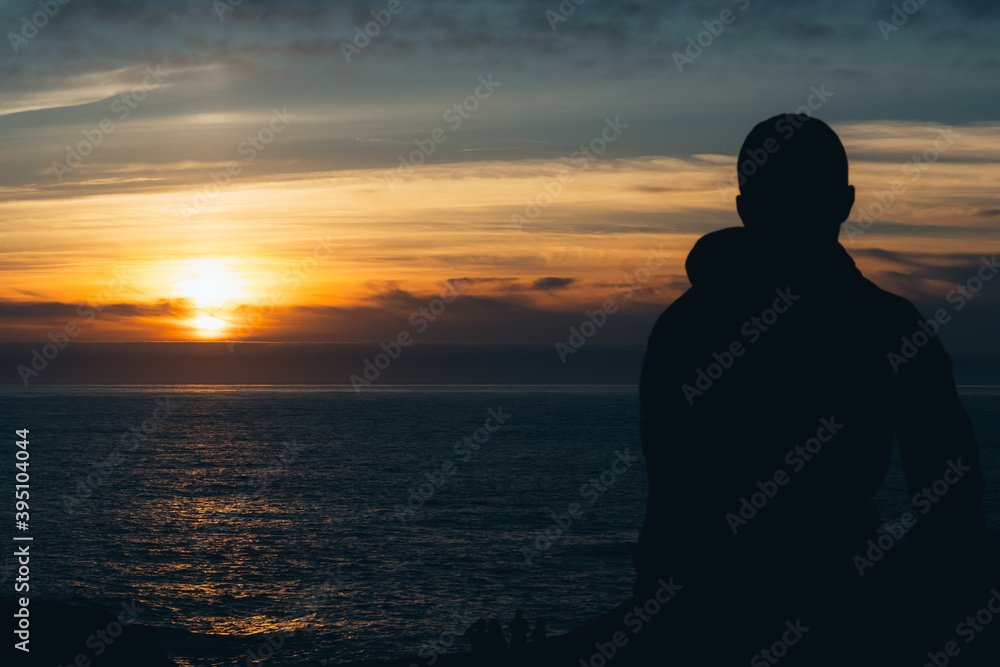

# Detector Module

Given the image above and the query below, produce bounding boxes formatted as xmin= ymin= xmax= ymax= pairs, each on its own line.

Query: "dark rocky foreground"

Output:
xmin=5 ymin=596 xmax=176 ymax=667
xmin=329 ymin=545 xmax=1000 ymax=667
xmin=8 ymin=543 xmax=999 ymax=667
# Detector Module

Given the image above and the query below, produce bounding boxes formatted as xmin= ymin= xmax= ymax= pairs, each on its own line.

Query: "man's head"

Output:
xmin=735 ymin=114 xmax=854 ymax=242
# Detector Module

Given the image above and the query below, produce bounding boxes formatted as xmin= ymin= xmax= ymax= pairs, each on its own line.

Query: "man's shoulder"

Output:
xmin=852 ymin=276 xmax=924 ymax=322
xmin=647 ymin=277 xmax=924 ymax=341
xmin=647 ymin=287 xmax=698 ymax=341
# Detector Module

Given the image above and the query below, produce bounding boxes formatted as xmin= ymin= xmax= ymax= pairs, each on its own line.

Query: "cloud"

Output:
xmin=0 ymin=299 xmax=189 ymax=321
xmin=852 ymin=248 xmax=1000 ymax=309
xmin=1 ymin=1 xmax=998 ymax=369
xmin=529 ymin=277 xmax=575 ymax=290
xmin=0 ymin=300 xmax=79 ymax=319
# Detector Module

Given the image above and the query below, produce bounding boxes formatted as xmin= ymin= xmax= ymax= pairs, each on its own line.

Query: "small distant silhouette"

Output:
xmin=464 ymin=618 xmax=487 ymax=656
xmin=507 ymin=609 xmax=529 ymax=649
xmin=530 ymin=617 xmax=546 ymax=644
xmin=484 ymin=618 xmax=507 ymax=654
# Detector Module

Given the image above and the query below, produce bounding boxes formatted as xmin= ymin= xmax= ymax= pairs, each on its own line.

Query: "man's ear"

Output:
xmin=736 ymin=193 xmax=763 ymax=228
xmin=736 ymin=194 xmax=749 ymax=226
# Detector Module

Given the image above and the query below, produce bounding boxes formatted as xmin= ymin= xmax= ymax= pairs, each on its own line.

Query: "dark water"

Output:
xmin=1 ymin=385 xmax=997 ymax=666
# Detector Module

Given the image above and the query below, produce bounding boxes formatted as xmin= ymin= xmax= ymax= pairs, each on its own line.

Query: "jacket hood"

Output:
xmin=685 ymin=226 xmax=861 ymax=289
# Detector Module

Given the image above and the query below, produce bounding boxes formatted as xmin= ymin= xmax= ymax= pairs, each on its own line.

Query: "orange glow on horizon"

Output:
xmin=1 ymin=121 xmax=998 ymax=342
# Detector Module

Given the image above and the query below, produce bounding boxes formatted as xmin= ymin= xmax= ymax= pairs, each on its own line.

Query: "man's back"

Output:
xmin=636 ymin=224 xmax=985 ymax=567
xmin=633 ymin=225 xmax=985 ymax=662
xmin=515 ymin=115 xmax=992 ymax=667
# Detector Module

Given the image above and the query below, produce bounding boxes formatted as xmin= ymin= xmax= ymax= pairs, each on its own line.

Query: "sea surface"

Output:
xmin=1 ymin=385 xmax=998 ymax=666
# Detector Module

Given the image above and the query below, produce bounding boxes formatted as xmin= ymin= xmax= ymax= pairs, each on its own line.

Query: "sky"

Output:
xmin=0 ymin=0 xmax=998 ymax=383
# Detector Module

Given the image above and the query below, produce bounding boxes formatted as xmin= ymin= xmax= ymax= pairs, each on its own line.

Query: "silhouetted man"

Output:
xmin=628 ymin=114 xmax=987 ymax=665
xmin=530 ymin=617 xmax=546 ymax=644
xmin=508 ymin=609 xmax=530 ymax=649
xmin=502 ymin=114 xmax=993 ymax=667
xmin=485 ymin=618 xmax=507 ymax=657
xmin=464 ymin=618 xmax=487 ymax=656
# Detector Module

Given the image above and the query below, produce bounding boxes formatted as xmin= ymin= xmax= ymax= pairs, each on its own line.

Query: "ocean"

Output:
xmin=2 ymin=385 xmax=998 ymax=666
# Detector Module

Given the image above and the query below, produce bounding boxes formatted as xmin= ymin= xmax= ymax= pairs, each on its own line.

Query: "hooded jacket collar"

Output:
xmin=685 ymin=226 xmax=862 ymax=290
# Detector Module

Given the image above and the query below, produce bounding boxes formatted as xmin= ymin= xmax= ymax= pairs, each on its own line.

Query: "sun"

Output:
xmin=191 ymin=315 xmax=228 ymax=335
xmin=166 ymin=259 xmax=252 ymax=337
xmin=169 ymin=259 xmax=250 ymax=308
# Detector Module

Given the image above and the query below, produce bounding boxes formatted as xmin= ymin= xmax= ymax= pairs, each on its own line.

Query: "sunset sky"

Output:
xmin=1 ymin=0 xmax=998 ymax=382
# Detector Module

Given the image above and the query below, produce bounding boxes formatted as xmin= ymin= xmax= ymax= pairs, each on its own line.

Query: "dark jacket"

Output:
xmin=633 ymin=227 xmax=985 ymax=596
